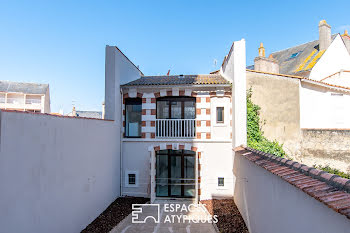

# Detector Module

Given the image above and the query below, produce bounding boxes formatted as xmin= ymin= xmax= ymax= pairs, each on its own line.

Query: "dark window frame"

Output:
xmin=216 ymin=107 xmax=224 ymax=123
xmin=156 ymin=96 xmax=196 ymax=120
xmin=218 ymin=177 xmax=224 ymax=187
xmin=125 ymin=98 xmax=142 ymax=138
xmin=128 ymin=173 xmax=136 ymax=185
xmin=156 ymin=149 xmax=195 ymax=197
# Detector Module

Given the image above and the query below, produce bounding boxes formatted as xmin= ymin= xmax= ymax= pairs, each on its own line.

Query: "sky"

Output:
xmin=1 ymin=0 xmax=350 ymax=113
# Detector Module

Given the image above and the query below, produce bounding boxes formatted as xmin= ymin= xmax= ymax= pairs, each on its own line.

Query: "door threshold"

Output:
xmin=155 ymin=197 xmax=195 ymax=200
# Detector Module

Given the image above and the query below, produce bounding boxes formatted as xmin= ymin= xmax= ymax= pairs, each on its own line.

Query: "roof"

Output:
xmin=121 ymin=74 xmax=230 ymax=86
xmin=270 ymin=34 xmax=338 ymax=77
xmin=235 ymin=147 xmax=350 ymax=220
xmin=76 ymin=111 xmax=102 ymax=119
xmin=246 ymin=69 xmax=350 ymax=92
xmin=0 ymin=80 xmax=49 ymax=94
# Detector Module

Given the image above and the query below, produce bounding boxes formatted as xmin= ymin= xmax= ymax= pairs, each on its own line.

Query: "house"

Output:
xmin=66 ymin=102 xmax=105 ymax=119
xmin=105 ymin=40 xmax=246 ymax=202
xmin=1 ymin=38 xmax=350 ymax=233
xmin=243 ymin=20 xmax=350 ymax=172
xmin=0 ymin=80 xmax=50 ymax=113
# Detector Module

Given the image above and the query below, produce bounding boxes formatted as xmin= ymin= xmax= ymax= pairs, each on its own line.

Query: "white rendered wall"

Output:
xmin=309 ymin=34 xmax=350 ymax=81
xmin=221 ymin=39 xmax=247 ymax=147
xmin=121 ymin=140 xmax=233 ymax=200
xmin=323 ymin=70 xmax=350 ymax=88
xmin=233 ymin=153 xmax=350 ymax=233
xmin=105 ymin=45 xmax=142 ymax=121
xmin=300 ymin=81 xmax=350 ymax=128
xmin=0 ymin=111 xmax=120 ymax=233
xmin=44 ymin=87 xmax=51 ymax=113
xmin=210 ymin=96 xmax=231 ymax=140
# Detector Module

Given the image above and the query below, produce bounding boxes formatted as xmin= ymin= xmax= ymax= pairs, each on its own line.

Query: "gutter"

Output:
xmin=121 ymin=84 xmax=232 ymax=89
xmin=120 ymin=88 xmax=123 ymax=197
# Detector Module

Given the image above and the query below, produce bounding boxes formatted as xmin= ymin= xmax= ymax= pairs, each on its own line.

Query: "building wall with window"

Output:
xmin=122 ymin=87 xmax=232 ymax=140
xmin=120 ymin=86 xmax=233 ymax=200
xmin=0 ymin=81 xmax=50 ymax=113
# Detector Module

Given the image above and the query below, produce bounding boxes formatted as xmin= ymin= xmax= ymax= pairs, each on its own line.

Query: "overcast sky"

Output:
xmin=1 ymin=0 xmax=349 ymax=113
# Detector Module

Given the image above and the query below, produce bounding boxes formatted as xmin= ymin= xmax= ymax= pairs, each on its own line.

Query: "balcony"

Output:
xmin=156 ymin=119 xmax=196 ymax=138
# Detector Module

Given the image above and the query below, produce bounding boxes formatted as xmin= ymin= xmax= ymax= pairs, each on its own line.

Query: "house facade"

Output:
xmin=244 ymin=20 xmax=350 ymax=172
xmin=105 ymin=40 xmax=246 ymax=202
xmin=0 ymin=80 xmax=50 ymax=113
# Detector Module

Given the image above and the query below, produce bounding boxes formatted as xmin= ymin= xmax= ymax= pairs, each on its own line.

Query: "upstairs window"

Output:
xmin=216 ymin=107 xmax=224 ymax=123
xmin=125 ymin=98 xmax=142 ymax=137
xmin=156 ymin=97 xmax=195 ymax=119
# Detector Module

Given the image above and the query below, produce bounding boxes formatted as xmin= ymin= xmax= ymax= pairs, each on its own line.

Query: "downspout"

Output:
xmin=120 ymin=88 xmax=123 ymax=197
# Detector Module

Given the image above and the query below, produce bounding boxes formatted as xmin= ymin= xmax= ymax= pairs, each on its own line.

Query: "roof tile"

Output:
xmin=122 ymin=74 xmax=230 ymax=86
xmin=235 ymin=147 xmax=350 ymax=220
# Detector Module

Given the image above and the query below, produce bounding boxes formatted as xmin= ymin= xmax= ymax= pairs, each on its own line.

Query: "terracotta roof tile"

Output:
xmin=235 ymin=147 xmax=350 ymax=219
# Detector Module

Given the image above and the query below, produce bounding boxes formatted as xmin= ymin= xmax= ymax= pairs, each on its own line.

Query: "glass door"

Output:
xmin=156 ymin=150 xmax=168 ymax=197
xmin=184 ymin=155 xmax=195 ymax=197
xmin=156 ymin=149 xmax=195 ymax=198
xmin=170 ymin=154 xmax=181 ymax=196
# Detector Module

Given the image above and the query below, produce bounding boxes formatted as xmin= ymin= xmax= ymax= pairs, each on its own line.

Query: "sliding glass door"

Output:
xmin=156 ymin=149 xmax=195 ymax=197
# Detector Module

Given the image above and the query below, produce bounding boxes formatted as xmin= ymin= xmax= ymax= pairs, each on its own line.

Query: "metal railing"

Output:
xmin=156 ymin=119 xmax=196 ymax=138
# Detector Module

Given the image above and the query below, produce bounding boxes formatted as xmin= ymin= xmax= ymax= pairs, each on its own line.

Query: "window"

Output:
xmin=290 ymin=52 xmax=300 ymax=58
xmin=218 ymin=177 xmax=224 ymax=187
xmin=125 ymin=170 xmax=138 ymax=187
xmin=156 ymin=97 xmax=195 ymax=119
xmin=128 ymin=174 xmax=136 ymax=185
xmin=216 ymin=107 xmax=224 ymax=123
xmin=125 ymin=98 xmax=142 ymax=137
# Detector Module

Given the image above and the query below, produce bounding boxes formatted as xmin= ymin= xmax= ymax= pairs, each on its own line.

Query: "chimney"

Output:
xmin=258 ymin=42 xmax=265 ymax=57
xmin=72 ymin=106 xmax=77 ymax=117
xmin=342 ymin=30 xmax=350 ymax=54
xmin=254 ymin=43 xmax=279 ymax=73
xmin=319 ymin=20 xmax=331 ymax=51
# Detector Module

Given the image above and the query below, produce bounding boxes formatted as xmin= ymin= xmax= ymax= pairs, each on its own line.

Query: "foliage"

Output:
xmin=314 ymin=165 xmax=350 ymax=179
xmin=247 ymin=88 xmax=286 ymax=157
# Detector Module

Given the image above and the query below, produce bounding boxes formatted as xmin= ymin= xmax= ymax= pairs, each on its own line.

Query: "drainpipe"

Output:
xmin=120 ymin=88 xmax=123 ymax=197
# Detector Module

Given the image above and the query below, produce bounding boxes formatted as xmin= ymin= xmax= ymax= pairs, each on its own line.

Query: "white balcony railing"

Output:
xmin=25 ymin=99 xmax=41 ymax=105
xmin=156 ymin=119 xmax=196 ymax=138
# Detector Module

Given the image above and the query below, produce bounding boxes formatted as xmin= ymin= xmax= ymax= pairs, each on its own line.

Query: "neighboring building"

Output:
xmin=0 ymin=80 xmax=50 ymax=113
xmin=66 ymin=102 xmax=105 ymax=119
xmin=105 ymin=40 xmax=246 ymax=201
xmin=251 ymin=20 xmax=350 ymax=81
xmin=243 ymin=20 xmax=350 ymax=172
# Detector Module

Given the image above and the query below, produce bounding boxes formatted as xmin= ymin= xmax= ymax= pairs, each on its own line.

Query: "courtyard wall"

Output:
xmin=0 ymin=110 xmax=120 ymax=233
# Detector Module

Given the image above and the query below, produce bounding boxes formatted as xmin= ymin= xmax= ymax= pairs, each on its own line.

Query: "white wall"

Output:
xmin=300 ymin=81 xmax=350 ymax=128
xmin=309 ymin=34 xmax=350 ymax=81
xmin=121 ymin=140 xmax=234 ymax=200
xmin=105 ymin=45 xmax=142 ymax=121
xmin=0 ymin=111 xmax=120 ymax=233
xmin=210 ymin=96 xmax=231 ymax=140
xmin=323 ymin=70 xmax=350 ymax=88
xmin=233 ymin=153 xmax=350 ymax=233
xmin=221 ymin=39 xmax=247 ymax=147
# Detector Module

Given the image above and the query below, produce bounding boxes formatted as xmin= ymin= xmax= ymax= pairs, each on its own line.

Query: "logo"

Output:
xmin=131 ymin=203 xmax=218 ymax=224
xmin=132 ymin=204 xmax=160 ymax=223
